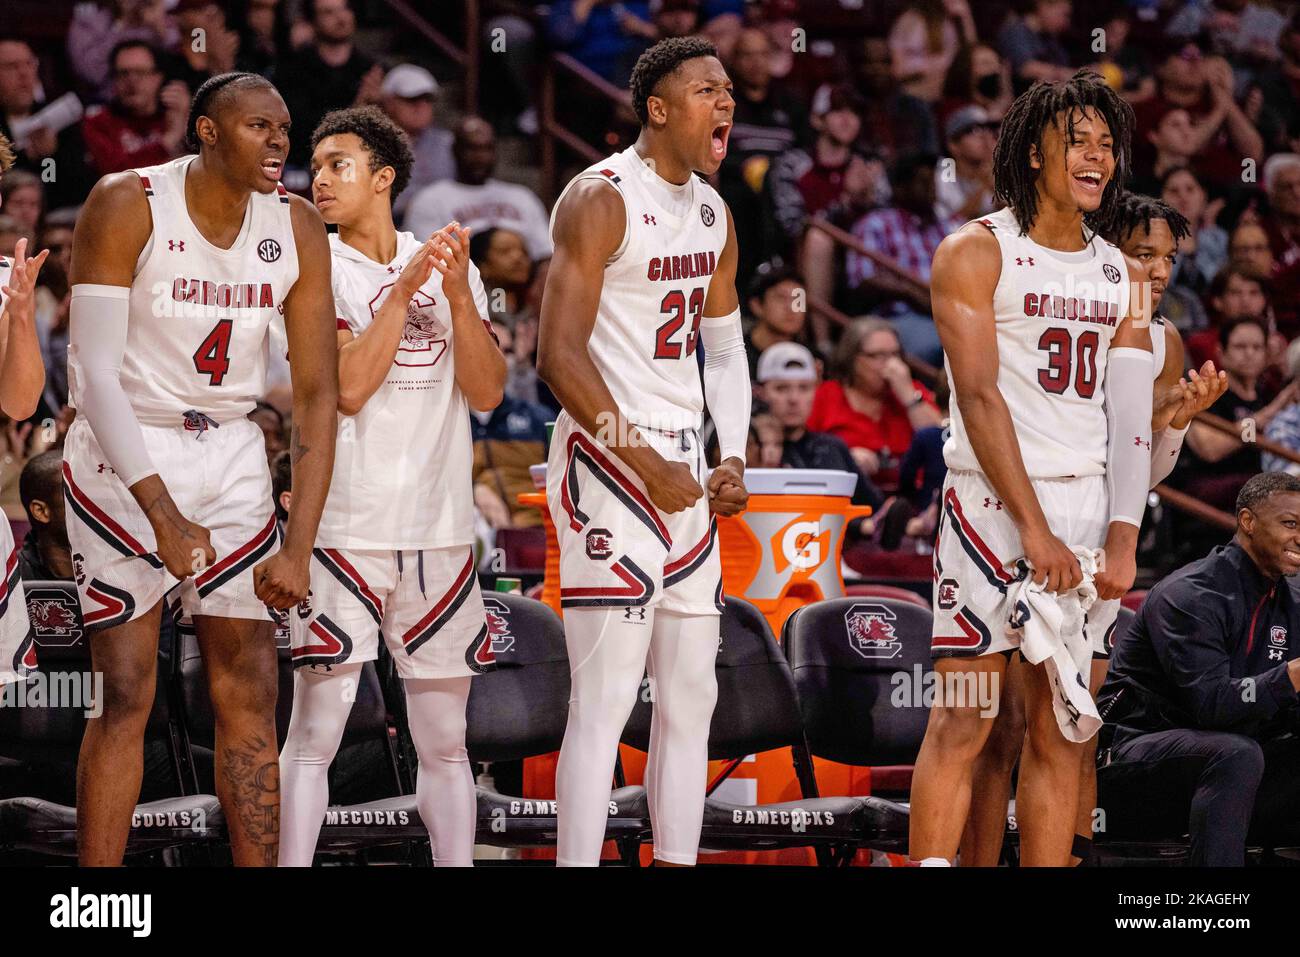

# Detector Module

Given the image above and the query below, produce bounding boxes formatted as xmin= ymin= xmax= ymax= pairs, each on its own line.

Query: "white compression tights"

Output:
xmin=555 ymin=607 xmax=719 ymax=866
xmin=278 ymin=665 xmax=475 ymax=866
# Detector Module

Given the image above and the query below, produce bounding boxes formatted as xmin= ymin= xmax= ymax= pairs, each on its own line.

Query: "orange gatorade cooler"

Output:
xmin=714 ymin=468 xmax=871 ymax=638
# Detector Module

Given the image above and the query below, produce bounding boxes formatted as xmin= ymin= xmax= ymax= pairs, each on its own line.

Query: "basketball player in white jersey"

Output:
xmin=910 ymin=71 xmax=1158 ymax=867
xmin=278 ymin=106 xmax=505 ymax=867
xmin=67 ymin=73 xmax=339 ymax=866
xmin=959 ymin=191 xmax=1229 ymax=866
xmin=0 ymin=131 xmax=48 ymax=688
xmin=537 ymin=37 xmax=751 ymax=867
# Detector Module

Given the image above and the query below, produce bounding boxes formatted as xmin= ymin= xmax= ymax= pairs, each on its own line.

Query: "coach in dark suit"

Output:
xmin=1095 ymin=472 xmax=1300 ymax=865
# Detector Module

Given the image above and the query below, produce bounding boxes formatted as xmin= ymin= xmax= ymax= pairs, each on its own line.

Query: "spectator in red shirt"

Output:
xmin=81 ymin=40 xmax=188 ymax=177
xmin=807 ymin=317 xmax=941 ymax=492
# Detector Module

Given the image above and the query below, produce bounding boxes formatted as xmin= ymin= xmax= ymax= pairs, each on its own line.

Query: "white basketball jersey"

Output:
xmin=315 ymin=231 xmax=489 ymax=550
xmin=944 ymin=207 xmax=1130 ymax=479
xmin=550 ymin=147 xmax=729 ymax=431
xmin=69 ymin=155 xmax=299 ymax=427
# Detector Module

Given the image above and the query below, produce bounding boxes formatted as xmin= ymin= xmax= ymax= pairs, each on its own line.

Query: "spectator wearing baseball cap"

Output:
xmin=743 ymin=258 xmax=813 ymax=385
xmin=756 ymin=342 xmax=883 ymax=511
xmin=380 ymin=64 xmax=454 ymax=218
xmin=934 ymin=104 xmax=997 ymax=223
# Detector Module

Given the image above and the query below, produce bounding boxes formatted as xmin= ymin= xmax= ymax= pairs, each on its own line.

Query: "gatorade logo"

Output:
xmin=776 ymin=519 xmax=826 ymax=572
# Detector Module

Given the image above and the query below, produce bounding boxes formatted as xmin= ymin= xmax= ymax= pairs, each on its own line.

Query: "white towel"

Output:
xmin=1005 ymin=547 xmax=1102 ymax=743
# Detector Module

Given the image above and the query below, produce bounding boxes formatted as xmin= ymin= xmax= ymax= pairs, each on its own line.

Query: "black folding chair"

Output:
xmin=0 ymin=581 xmax=222 ymax=859
xmin=454 ymin=593 xmax=647 ymax=861
xmin=169 ymin=610 xmax=415 ymax=860
xmin=621 ymin=597 xmax=905 ymax=866
xmin=781 ymin=596 xmax=936 ymax=856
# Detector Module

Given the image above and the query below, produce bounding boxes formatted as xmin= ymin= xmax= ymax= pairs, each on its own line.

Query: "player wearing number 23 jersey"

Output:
xmin=546 ymin=145 xmax=730 ymax=613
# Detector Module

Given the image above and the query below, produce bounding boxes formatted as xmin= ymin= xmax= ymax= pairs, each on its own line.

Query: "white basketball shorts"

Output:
xmin=546 ymin=411 xmax=723 ymax=617
xmin=931 ymin=469 xmax=1120 ymax=660
xmin=63 ymin=415 xmax=279 ymax=630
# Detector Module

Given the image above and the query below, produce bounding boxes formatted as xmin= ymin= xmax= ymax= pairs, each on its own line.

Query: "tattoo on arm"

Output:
xmin=290 ymin=424 xmax=310 ymax=466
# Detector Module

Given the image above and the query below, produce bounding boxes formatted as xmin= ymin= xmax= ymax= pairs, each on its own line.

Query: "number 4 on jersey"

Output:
xmin=193 ymin=319 xmax=233 ymax=385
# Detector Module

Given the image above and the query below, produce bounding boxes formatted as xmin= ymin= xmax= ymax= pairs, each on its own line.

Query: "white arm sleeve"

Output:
xmin=699 ymin=308 xmax=751 ymax=464
xmin=1105 ymin=347 xmax=1154 ymax=527
xmin=1148 ymin=424 xmax=1188 ymax=488
xmin=69 ymin=284 xmax=157 ymax=487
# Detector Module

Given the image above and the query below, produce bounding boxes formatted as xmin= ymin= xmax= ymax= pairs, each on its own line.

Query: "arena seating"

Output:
xmin=622 ymin=597 xmax=909 ymax=865
xmin=455 ymin=593 xmax=646 ymax=861
xmin=843 ymin=583 xmax=930 ymax=609
xmin=0 ymin=581 xmax=223 ymax=859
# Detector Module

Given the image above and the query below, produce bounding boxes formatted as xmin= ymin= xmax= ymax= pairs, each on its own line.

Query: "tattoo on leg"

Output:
xmin=221 ymin=732 xmax=280 ymax=865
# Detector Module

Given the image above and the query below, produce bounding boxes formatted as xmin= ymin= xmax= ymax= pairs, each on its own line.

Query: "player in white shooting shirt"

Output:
xmin=0 ymin=131 xmax=49 ymax=689
xmin=278 ymin=106 xmax=506 ymax=867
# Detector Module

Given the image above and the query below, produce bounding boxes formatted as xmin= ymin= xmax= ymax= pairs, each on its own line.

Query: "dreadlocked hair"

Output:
xmin=1100 ymin=191 xmax=1191 ymax=248
xmin=629 ymin=36 xmax=718 ymax=126
xmin=992 ymin=69 xmax=1134 ymax=235
xmin=186 ymin=72 xmax=277 ymax=152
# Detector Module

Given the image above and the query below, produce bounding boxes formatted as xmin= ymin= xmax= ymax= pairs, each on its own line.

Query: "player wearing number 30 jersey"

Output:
xmin=910 ymin=71 xmax=1154 ymax=868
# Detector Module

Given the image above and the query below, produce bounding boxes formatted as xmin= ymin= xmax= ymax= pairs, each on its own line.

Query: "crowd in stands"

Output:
xmin=4 ymin=0 xmax=1300 ymax=574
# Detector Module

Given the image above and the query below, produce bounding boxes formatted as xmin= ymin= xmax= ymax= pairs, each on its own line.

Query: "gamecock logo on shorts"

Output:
xmin=1270 ymin=625 xmax=1288 ymax=647
xmin=585 ymin=527 xmax=613 ymax=561
xmin=483 ymin=597 xmax=515 ymax=656
xmin=844 ymin=602 xmax=902 ymax=660
xmin=937 ymin=578 xmax=959 ymax=610
xmin=25 ymin=586 xmax=83 ymax=648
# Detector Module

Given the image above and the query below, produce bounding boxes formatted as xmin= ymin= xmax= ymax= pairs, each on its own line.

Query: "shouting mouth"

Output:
xmin=710 ymin=122 xmax=731 ymax=161
xmin=261 ymin=157 xmax=284 ymax=182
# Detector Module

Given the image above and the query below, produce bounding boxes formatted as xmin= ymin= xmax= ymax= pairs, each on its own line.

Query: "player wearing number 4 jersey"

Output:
xmin=538 ymin=37 xmax=752 ymax=867
xmin=66 ymin=73 xmax=339 ymax=866
xmin=278 ymin=106 xmax=506 ymax=867
xmin=910 ymin=71 xmax=1156 ymax=867
xmin=0 ymin=131 xmax=49 ymax=688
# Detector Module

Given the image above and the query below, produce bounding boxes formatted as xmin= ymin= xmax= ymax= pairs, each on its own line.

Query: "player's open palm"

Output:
xmin=253 ymin=551 xmax=310 ymax=610
xmin=1168 ymin=362 xmax=1229 ymax=430
xmin=430 ymin=222 xmax=473 ymax=303
xmin=1020 ymin=525 xmax=1082 ymax=595
xmin=155 ymin=517 xmax=217 ymax=582
xmin=396 ymin=237 xmax=437 ymax=300
xmin=646 ymin=460 xmax=704 ymax=514
xmin=1 ymin=238 xmax=50 ymax=323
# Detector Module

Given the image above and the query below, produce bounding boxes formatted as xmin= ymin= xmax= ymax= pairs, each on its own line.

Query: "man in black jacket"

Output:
xmin=1096 ymin=471 xmax=1300 ymax=865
